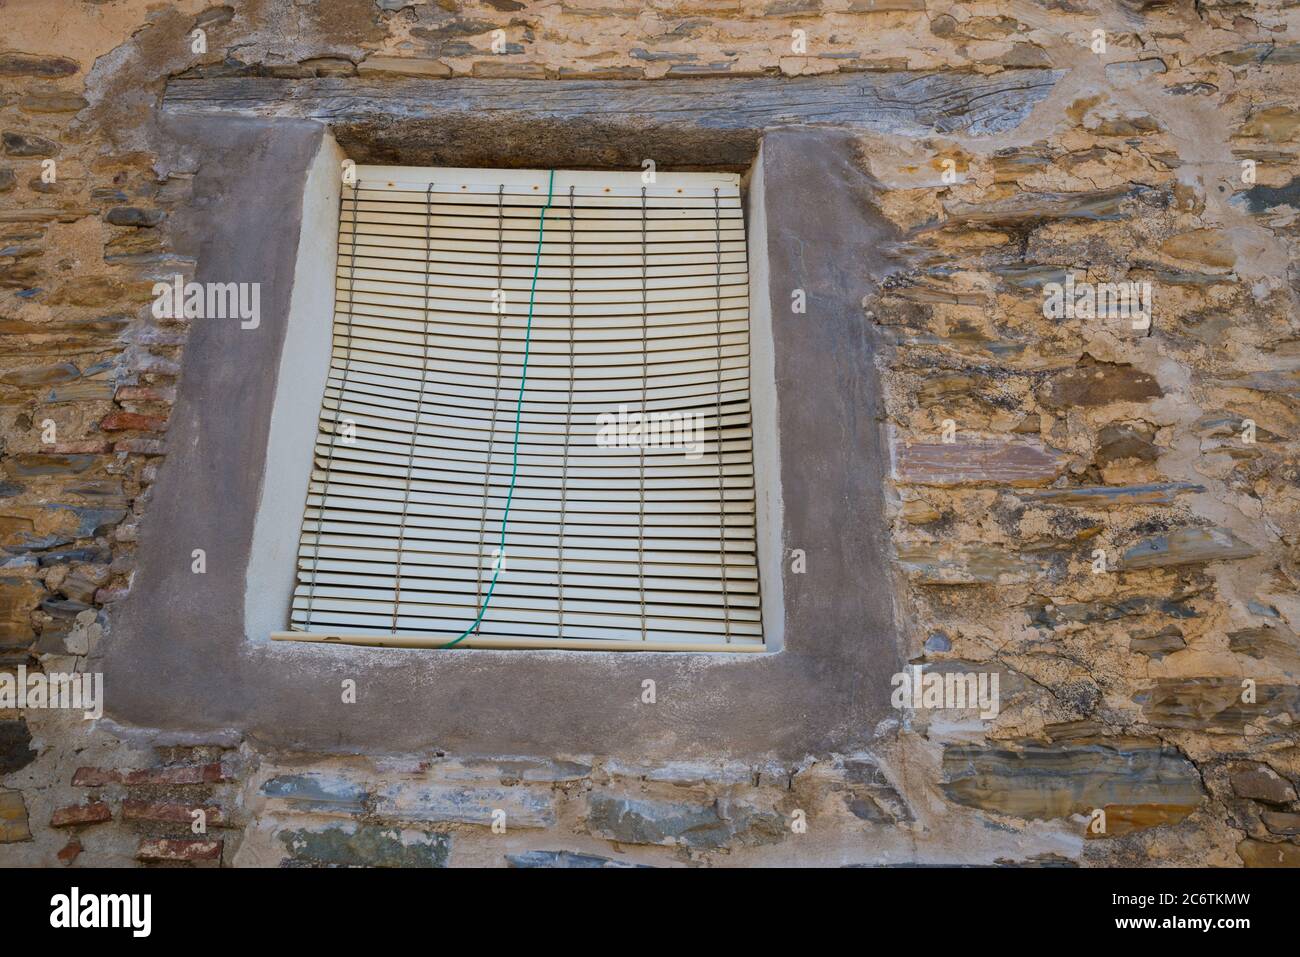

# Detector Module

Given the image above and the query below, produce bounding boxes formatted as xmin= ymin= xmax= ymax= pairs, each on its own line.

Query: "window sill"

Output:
xmin=271 ymin=631 xmax=766 ymax=653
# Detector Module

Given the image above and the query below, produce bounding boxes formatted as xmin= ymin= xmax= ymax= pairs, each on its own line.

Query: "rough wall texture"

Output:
xmin=1 ymin=0 xmax=1299 ymax=867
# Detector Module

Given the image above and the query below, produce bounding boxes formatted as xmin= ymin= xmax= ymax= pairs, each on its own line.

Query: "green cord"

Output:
xmin=440 ymin=169 xmax=556 ymax=648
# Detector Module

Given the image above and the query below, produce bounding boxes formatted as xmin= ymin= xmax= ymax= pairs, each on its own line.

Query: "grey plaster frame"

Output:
xmin=104 ymin=116 xmax=902 ymax=761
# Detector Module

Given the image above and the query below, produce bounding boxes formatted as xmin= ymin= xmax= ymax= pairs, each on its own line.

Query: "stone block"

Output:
xmin=0 ymin=790 xmax=31 ymax=843
xmin=941 ymin=738 xmax=1203 ymax=821
xmin=278 ymin=824 xmax=450 ymax=868
xmin=892 ymin=436 xmax=1068 ymax=487
xmin=374 ymin=782 xmax=555 ymax=829
xmin=585 ymin=794 xmax=785 ymax=849
xmin=260 ymin=772 xmax=368 ymax=815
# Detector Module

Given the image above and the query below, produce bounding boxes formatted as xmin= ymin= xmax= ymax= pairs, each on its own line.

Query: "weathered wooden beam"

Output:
xmin=162 ymin=71 xmax=1061 ymax=168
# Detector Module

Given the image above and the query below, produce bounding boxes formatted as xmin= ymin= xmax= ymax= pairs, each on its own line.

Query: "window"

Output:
xmin=273 ymin=166 xmax=763 ymax=651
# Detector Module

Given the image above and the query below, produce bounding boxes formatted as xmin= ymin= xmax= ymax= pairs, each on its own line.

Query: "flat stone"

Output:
xmin=1 ymin=132 xmax=59 ymax=157
xmin=941 ymin=738 xmax=1204 ymax=821
xmin=410 ymin=18 xmax=497 ymax=41
xmin=105 ymin=206 xmax=165 ymax=228
xmin=557 ymin=66 xmax=646 ymax=79
xmin=0 ymin=504 xmax=111 ymax=552
xmin=18 ymin=90 xmax=88 ymax=114
xmin=506 ymin=850 xmax=645 ymax=868
xmin=1229 ymin=765 xmax=1297 ymax=805
xmin=892 ymin=436 xmax=1069 ymax=486
xmin=1238 ymin=105 xmax=1300 ymax=144
xmin=58 ymin=566 xmax=109 ymax=604
xmin=0 ymin=790 xmax=31 ymax=843
xmin=1159 ymin=228 xmax=1236 ymax=270
xmin=603 ymin=759 xmax=755 ymax=787
xmin=279 ymin=824 xmax=450 ymax=868
xmin=1105 ymin=58 xmax=1166 ymax=85
xmin=461 ymin=757 xmax=592 ymax=783
xmin=1129 ymin=626 xmax=1186 ymax=656
xmin=1095 ymin=424 xmax=1159 ymax=466
xmin=944 ymin=185 xmax=1163 ymax=227
xmin=471 ymin=61 xmax=548 ymax=79
xmin=1134 ymin=679 xmax=1300 ymax=732
xmin=1038 ymin=359 xmax=1162 ymax=409
xmin=356 ymin=56 xmax=452 ymax=79
xmin=766 ymin=0 xmax=821 ymax=14
xmin=299 ymin=57 xmax=357 ymax=77
xmin=1237 ymin=839 xmax=1300 ymax=868
xmin=1210 ymin=368 xmax=1300 ymax=397
xmin=1030 ymin=593 xmax=1200 ymax=628
xmin=374 ymin=782 xmax=555 ymax=828
xmin=1084 ymin=803 xmax=1198 ymax=838
xmin=1261 ymin=812 xmax=1300 ymax=836
xmin=0 ymin=53 xmax=78 ymax=78
xmin=69 ymin=506 xmax=127 ymax=538
xmin=0 ymin=361 xmax=79 ymax=388
xmin=896 ymin=544 xmax=1050 ymax=585
xmin=0 ymin=575 xmax=44 ymax=643
xmin=1019 ymin=483 xmax=1202 ymax=507
xmin=988 ymin=151 xmax=1053 ymax=185
xmin=1086 ymin=110 xmax=1162 ymax=136
xmin=1228 ymin=625 xmax=1300 ymax=676
xmin=1121 ymin=527 xmax=1258 ymax=570
xmin=193 ymin=5 xmax=235 ymax=28
xmin=585 ymin=793 xmax=785 ymax=849
xmin=260 ymin=772 xmax=368 ymax=815
xmin=0 ymin=206 xmax=95 ymax=224
xmin=845 ymin=0 xmax=925 ymax=8
xmin=0 ymin=262 xmax=38 ymax=288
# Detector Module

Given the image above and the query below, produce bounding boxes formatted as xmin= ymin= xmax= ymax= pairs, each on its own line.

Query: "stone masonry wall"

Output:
xmin=2 ymin=0 xmax=1300 ymax=866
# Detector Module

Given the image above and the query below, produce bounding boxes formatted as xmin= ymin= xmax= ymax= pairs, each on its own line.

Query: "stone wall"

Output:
xmin=2 ymin=0 xmax=1299 ymax=867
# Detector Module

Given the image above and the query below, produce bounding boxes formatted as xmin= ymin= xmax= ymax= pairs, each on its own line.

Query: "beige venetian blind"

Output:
xmin=276 ymin=166 xmax=762 ymax=651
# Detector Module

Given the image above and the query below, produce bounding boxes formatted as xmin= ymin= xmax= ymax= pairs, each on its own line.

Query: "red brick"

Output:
xmin=50 ymin=801 xmax=112 ymax=827
xmin=114 ymin=385 xmax=175 ymax=404
xmin=122 ymin=762 xmax=227 ymax=786
xmin=74 ymin=762 xmax=227 ymax=787
xmin=123 ymin=799 xmax=227 ymax=826
xmin=137 ymin=838 xmax=222 ymax=862
xmin=99 ymin=411 xmax=167 ymax=433
xmin=57 ymin=839 xmax=82 ymax=865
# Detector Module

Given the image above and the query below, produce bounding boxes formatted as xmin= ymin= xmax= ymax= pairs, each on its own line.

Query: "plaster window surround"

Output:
xmin=108 ymin=121 xmax=893 ymax=757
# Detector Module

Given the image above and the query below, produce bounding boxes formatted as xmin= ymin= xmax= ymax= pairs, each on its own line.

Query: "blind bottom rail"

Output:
xmin=272 ymin=630 xmax=766 ymax=653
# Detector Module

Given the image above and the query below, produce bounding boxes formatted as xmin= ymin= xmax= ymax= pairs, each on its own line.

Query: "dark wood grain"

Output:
xmin=162 ymin=71 xmax=1061 ymax=167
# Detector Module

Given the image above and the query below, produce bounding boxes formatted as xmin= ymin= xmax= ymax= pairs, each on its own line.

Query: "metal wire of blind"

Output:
xmin=287 ymin=166 xmax=761 ymax=651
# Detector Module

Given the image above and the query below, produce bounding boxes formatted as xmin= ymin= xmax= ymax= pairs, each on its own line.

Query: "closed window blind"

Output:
xmin=281 ymin=166 xmax=762 ymax=651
